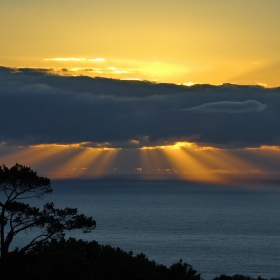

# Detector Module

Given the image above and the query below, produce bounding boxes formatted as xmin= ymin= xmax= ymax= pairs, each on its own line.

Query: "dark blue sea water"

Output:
xmin=9 ymin=180 xmax=280 ymax=279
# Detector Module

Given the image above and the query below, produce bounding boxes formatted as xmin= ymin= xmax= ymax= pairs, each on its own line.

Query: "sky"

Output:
xmin=1 ymin=1 xmax=280 ymax=185
xmin=1 ymin=0 xmax=280 ymax=86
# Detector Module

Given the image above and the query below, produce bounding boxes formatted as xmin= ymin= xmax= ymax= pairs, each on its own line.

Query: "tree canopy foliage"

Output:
xmin=0 ymin=237 xmax=203 ymax=280
xmin=0 ymin=163 xmax=96 ymax=257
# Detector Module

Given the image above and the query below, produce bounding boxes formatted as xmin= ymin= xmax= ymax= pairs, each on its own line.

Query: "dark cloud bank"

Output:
xmin=1 ymin=66 xmax=280 ymax=148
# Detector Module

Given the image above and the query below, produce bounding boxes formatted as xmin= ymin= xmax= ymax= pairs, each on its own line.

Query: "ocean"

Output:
xmin=8 ymin=180 xmax=280 ymax=279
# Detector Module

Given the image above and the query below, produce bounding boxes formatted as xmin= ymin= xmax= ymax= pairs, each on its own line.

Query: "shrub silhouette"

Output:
xmin=0 ymin=238 xmax=202 ymax=280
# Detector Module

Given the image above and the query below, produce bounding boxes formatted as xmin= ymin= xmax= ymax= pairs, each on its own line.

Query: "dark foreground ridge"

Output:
xmin=0 ymin=237 xmax=201 ymax=280
xmin=0 ymin=238 xmax=279 ymax=280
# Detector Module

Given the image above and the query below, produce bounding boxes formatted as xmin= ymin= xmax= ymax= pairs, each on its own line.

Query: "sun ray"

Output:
xmin=0 ymin=146 xmax=43 ymax=166
xmin=1 ymin=141 xmax=280 ymax=185
xmin=162 ymin=146 xmax=219 ymax=183
xmin=87 ymin=149 xmax=119 ymax=178
xmin=52 ymin=148 xmax=101 ymax=178
xmin=204 ymin=148 xmax=257 ymax=173
xmin=139 ymin=148 xmax=171 ymax=178
xmin=48 ymin=148 xmax=102 ymax=179
xmin=109 ymin=149 xmax=142 ymax=175
xmin=140 ymin=149 xmax=156 ymax=172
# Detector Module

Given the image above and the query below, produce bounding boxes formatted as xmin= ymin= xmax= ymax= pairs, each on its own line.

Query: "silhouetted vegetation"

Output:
xmin=0 ymin=164 xmax=96 ymax=257
xmin=213 ymin=275 xmax=279 ymax=280
xmin=0 ymin=237 xmax=202 ymax=280
xmin=0 ymin=238 xmax=277 ymax=280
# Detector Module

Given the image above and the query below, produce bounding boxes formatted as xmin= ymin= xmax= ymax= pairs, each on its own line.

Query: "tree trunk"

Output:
xmin=0 ymin=215 xmax=4 ymax=258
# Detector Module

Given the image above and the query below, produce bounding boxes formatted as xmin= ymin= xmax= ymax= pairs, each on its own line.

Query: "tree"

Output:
xmin=0 ymin=163 xmax=96 ymax=258
xmin=169 ymin=260 xmax=202 ymax=280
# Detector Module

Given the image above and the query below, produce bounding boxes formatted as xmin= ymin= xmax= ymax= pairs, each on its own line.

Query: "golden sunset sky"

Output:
xmin=1 ymin=0 xmax=280 ymax=185
xmin=1 ymin=0 xmax=280 ymax=86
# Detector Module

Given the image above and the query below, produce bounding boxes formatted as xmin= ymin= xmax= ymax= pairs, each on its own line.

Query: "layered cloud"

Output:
xmin=1 ymin=66 xmax=280 ymax=149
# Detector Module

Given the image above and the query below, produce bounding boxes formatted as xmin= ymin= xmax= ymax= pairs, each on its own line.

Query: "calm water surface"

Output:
xmin=11 ymin=180 xmax=280 ymax=279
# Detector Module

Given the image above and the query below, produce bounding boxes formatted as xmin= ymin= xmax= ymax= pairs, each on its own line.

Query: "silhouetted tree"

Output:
xmin=170 ymin=259 xmax=202 ymax=280
xmin=0 ymin=163 xmax=96 ymax=258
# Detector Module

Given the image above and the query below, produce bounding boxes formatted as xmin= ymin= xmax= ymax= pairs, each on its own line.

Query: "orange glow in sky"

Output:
xmin=1 ymin=1 xmax=280 ymax=86
xmin=1 ymin=142 xmax=280 ymax=185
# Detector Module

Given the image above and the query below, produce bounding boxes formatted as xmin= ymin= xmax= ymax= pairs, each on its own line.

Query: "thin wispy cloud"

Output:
xmin=88 ymin=58 xmax=106 ymax=62
xmin=181 ymin=100 xmax=267 ymax=113
xmin=106 ymin=66 xmax=129 ymax=74
xmin=44 ymin=57 xmax=105 ymax=62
